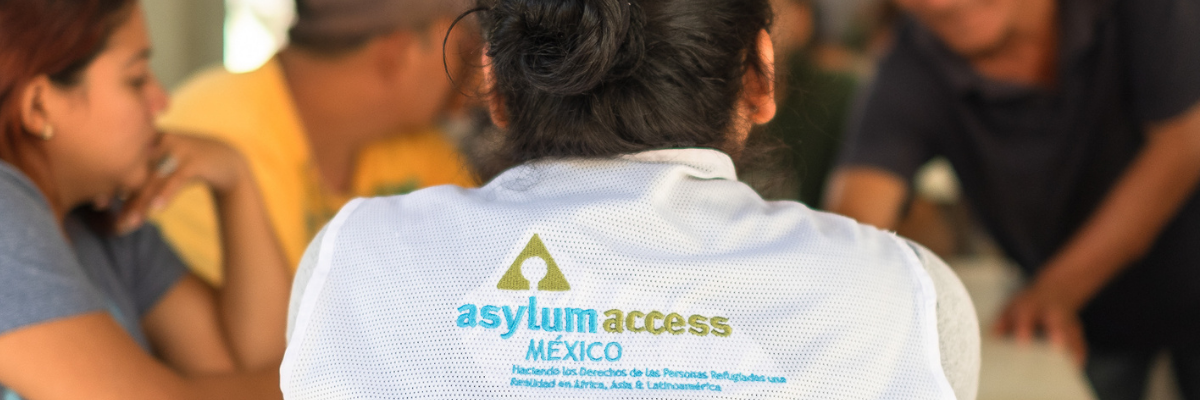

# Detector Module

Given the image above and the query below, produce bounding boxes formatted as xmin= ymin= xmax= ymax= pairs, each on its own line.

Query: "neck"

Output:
xmin=279 ymin=48 xmax=385 ymax=193
xmin=10 ymin=155 xmax=84 ymax=224
xmin=969 ymin=0 xmax=1059 ymax=87
xmin=46 ymin=175 xmax=91 ymax=225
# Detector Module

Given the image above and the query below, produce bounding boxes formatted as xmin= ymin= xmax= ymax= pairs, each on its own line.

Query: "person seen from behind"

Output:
xmin=825 ymin=0 xmax=1200 ymax=398
xmin=154 ymin=0 xmax=480 ymax=285
xmin=280 ymin=0 xmax=980 ymax=398
xmin=0 ymin=0 xmax=290 ymax=399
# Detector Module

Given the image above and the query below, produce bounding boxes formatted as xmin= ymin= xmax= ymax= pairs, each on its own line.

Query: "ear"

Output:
xmin=421 ymin=17 xmax=457 ymax=49
xmin=742 ymin=30 xmax=777 ymax=125
xmin=482 ymin=52 xmax=509 ymax=129
xmin=18 ymin=76 xmax=54 ymax=136
xmin=372 ymin=30 xmax=416 ymax=81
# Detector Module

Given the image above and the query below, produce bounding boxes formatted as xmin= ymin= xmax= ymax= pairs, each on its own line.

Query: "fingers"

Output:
xmin=116 ymin=176 xmax=168 ymax=234
xmin=993 ymin=292 xmax=1090 ymax=370
xmin=155 ymin=132 xmax=248 ymax=193
xmin=116 ymin=152 xmax=189 ymax=235
xmin=114 ymin=133 xmax=249 ymax=234
xmin=1043 ymin=309 xmax=1089 ymax=368
xmin=1011 ymin=302 xmax=1038 ymax=345
xmin=150 ymin=169 xmax=190 ymax=213
xmin=994 ymin=295 xmax=1039 ymax=345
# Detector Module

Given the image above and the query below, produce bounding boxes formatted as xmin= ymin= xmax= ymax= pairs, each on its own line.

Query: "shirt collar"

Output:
xmin=0 ymin=160 xmax=52 ymax=210
xmin=485 ymin=148 xmax=739 ymax=197
xmin=255 ymin=56 xmax=315 ymax=163
xmin=622 ymin=148 xmax=738 ymax=181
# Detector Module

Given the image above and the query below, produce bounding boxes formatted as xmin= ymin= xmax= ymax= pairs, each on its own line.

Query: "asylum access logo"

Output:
xmin=497 ymin=234 xmax=570 ymax=292
xmin=457 ymin=233 xmax=730 ymax=340
xmin=454 ymin=234 xmax=775 ymax=393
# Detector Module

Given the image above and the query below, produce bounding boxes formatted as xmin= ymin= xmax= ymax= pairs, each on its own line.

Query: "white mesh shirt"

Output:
xmin=282 ymin=149 xmax=978 ymax=399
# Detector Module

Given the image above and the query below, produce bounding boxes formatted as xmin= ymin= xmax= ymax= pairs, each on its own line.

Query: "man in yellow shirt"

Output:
xmin=156 ymin=0 xmax=478 ymax=284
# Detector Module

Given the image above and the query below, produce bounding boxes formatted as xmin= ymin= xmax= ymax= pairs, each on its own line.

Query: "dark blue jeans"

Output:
xmin=1087 ymin=347 xmax=1200 ymax=400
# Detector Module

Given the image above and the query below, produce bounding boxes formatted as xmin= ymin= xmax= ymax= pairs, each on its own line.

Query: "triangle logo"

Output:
xmin=497 ymin=234 xmax=570 ymax=291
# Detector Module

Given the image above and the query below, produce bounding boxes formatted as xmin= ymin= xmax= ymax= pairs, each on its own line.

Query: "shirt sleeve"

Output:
xmin=288 ymin=226 xmax=327 ymax=342
xmin=0 ymin=166 xmax=105 ymax=336
xmin=113 ymin=223 xmax=189 ymax=318
xmin=1120 ymin=0 xmax=1200 ymax=122
xmin=906 ymin=241 xmax=981 ymax=400
xmin=837 ymin=28 xmax=949 ymax=182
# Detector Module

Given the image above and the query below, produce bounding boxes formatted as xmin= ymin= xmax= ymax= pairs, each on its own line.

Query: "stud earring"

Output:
xmin=37 ymin=124 xmax=54 ymax=141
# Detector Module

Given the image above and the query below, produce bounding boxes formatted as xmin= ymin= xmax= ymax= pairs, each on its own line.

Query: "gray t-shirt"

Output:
xmin=0 ymin=161 xmax=187 ymax=398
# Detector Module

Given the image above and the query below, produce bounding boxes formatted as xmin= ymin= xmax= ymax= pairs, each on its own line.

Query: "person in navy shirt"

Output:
xmin=827 ymin=0 xmax=1200 ymax=398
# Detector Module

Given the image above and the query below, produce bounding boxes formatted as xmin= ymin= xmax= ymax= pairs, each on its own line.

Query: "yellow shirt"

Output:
xmin=155 ymin=58 xmax=477 ymax=285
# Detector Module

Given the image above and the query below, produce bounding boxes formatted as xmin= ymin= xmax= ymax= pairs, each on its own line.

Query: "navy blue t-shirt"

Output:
xmin=840 ymin=0 xmax=1200 ymax=349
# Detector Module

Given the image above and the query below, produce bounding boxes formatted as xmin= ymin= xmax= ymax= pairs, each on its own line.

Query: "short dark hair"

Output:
xmin=289 ymin=0 xmax=367 ymax=54
xmin=290 ymin=0 xmax=469 ymax=55
xmin=472 ymin=0 xmax=773 ymax=166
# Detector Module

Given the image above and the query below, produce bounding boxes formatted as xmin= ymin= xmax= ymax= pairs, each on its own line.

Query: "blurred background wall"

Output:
xmin=143 ymin=0 xmax=224 ymax=89
xmin=813 ymin=0 xmax=876 ymax=40
xmin=143 ymin=0 xmax=293 ymax=90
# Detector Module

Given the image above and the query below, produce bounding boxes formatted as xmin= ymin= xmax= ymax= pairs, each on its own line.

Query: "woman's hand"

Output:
xmin=116 ymin=133 xmax=251 ymax=235
xmin=117 ymin=132 xmax=289 ymax=369
xmin=992 ymin=282 xmax=1089 ymax=368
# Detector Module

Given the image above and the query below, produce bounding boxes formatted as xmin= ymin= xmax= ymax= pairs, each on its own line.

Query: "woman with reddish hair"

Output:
xmin=0 ymin=1 xmax=288 ymax=399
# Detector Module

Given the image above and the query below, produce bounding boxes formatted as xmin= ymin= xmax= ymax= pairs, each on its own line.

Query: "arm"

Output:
xmin=994 ymin=102 xmax=1200 ymax=362
xmin=122 ymin=134 xmax=290 ymax=370
xmin=211 ymin=154 xmax=291 ymax=369
xmin=141 ymin=276 xmax=238 ymax=374
xmin=824 ymin=166 xmax=910 ymax=229
xmin=1031 ymin=103 xmax=1200 ymax=309
xmin=0 ymin=313 xmax=279 ymax=400
xmin=823 ymin=28 xmax=941 ymax=228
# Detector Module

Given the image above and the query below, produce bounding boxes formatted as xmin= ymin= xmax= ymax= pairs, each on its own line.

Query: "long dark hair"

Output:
xmin=472 ymin=0 xmax=773 ymax=168
xmin=0 ymin=0 xmax=136 ymax=209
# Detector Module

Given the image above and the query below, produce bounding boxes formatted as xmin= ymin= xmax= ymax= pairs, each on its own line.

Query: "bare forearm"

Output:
xmin=214 ymin=171 xmax=290 ymax=369
xmin=1035 ymin=109 xmax=1200 ymax=308
xmin=824 ymin=168 xmax=910 ymax=230
xmin=0 ymin=313 xmax=281 ymax=400
xmin=185 ymin=369 xmax=282 ymax=400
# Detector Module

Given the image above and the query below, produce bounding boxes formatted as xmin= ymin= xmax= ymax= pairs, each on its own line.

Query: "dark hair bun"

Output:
xmin=472 ymin=0 xmax=772 ymax=166
xmin=488 ymin=0 xmax=645 ymax=96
